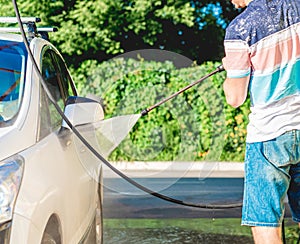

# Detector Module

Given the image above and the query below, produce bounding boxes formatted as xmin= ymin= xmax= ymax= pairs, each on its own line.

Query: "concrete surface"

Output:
xmin=103 ymin=161 xmax=244 ymax=178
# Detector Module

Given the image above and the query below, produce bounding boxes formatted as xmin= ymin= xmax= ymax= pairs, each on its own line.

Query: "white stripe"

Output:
xmin=247 ymin=95 xmax=300 ymax=142
xmin=224 ymin=40 xmax=250 ymax=51
xmin=227 ymin=69 xmax=250 ymax=78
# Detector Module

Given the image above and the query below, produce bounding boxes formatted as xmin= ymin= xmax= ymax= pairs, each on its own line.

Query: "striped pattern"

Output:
xmin=223 ymin=0 xmax=300 ymax=142
xmin=224 ymin=0 xmax=300 ymax=105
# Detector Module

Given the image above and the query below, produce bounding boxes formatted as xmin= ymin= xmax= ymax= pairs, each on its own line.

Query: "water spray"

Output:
xmin=141 ymin=65 xmax=225 ymax=116
xmin=11 ymin=0 xmax=245 ymax=209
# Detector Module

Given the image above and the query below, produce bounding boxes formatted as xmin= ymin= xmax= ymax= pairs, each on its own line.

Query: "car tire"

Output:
xmin=40 ymin=215 xmax=61 ymax=244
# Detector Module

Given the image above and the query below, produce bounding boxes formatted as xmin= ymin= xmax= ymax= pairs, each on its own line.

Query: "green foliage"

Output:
xmin=54 ymin=0 xmax=196 ymax=64
xmin=0 ymin=0 xmax=67 ymax=25
xmin=285 ymin=225 xmax=300 ymax=243
xmin=1 ymin=0 xmax=245 ymax=161
xmin=71 ymin=59 xmax=250 ymax=162
xmin=1 ymin=0 xmax=240 ymax=66
xmin=0 ymin=0 xmax=196 ymax=63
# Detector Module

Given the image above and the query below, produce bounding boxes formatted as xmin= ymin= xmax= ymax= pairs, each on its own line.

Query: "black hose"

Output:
xmin=12 ymin=0 xmax=242 ymax=209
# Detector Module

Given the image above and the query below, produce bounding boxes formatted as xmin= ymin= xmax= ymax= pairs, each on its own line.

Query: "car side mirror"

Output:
xmin=62 ymin=96 xmax=104 ymax=129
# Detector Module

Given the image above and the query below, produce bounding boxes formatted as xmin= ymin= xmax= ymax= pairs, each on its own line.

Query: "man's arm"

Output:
xmin=223 ymin=76 xmax=250 ymax=108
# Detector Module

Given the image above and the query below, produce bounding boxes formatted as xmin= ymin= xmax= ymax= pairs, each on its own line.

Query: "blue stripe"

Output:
xmin=227 ymin=70 xmax=251 ymax=79
xmin=250 ymin=60 xmax=300 ymax=105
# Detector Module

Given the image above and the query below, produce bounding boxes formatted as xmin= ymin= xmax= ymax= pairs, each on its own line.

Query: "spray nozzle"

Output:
xmin=141 ymin=109 xmax=149 ymax=116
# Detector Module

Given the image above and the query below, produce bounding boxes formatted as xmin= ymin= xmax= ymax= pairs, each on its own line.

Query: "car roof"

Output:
xmin=0 ymin=32 xmax=24 ymax=42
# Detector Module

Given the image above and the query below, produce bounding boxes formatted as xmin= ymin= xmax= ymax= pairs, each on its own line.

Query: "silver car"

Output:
xmin=0 ymin=17 xmax=103 ymax=243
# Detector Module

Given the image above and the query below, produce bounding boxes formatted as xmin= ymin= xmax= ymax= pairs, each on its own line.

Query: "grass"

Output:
xmin=104 ymin=218 xmax=252 ymax=236
xmin=104 ymin=218 xmax=300 ymax=243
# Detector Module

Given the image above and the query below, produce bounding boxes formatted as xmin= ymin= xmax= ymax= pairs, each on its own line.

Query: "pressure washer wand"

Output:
xmin=141 ymin=65 xmax=225 ymax=116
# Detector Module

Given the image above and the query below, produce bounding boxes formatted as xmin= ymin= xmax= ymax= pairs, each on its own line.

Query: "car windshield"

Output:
xmin=0 ymin=39 xmax=27 ymax=126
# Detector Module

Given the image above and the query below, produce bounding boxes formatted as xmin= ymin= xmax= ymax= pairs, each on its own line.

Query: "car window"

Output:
xmin=0 ymin=40 xmax=27 ymax=126
xmin=53 ymin=52 xmax=77 ymax=97
xmin=38 ymin=48 xmax=76 ymax=140
xmin=38 ymin=85 xmax=53 ymax=139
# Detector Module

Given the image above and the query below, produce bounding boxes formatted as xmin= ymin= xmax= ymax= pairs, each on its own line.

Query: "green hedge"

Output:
xmin=71 ymin=59 xmax=250 ymax=162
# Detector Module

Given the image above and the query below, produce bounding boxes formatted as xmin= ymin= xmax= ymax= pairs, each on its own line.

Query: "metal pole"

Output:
xmin=141 ymin=65 xmax=224 ymax=116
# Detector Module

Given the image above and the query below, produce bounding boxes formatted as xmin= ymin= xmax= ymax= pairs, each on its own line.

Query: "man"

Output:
xmin=222 ymin=0 xmax=300 ymax=243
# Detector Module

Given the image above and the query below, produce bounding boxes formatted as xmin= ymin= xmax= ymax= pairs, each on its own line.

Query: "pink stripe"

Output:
xmin=223 ymin=50 xmax=250 ymax=71
xmin=251 ymin=35 xmax=300 ymax=71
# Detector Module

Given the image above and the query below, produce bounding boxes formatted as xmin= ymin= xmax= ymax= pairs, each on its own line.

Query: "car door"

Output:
xmin=35 ymin=46 xmax=97 ymax=242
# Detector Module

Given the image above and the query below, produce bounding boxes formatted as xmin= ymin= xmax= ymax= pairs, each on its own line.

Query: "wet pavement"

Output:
xmin=102 ymin=163 xmax=296 ymax=243
xmin=102 ymin=177 xmax=253 ymax=243
xmin=103 ymin=177 xmax=244 ymax=219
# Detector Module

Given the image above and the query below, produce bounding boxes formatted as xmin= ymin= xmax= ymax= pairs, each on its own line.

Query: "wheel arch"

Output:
xmin=41 ymin=213 xmax=62 ymax=244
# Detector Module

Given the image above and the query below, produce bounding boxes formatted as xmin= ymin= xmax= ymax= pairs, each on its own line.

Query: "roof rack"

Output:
xmin=0 ymin=17 xmax=57 ymax=41
xmin=0 ymin=17 xmax=41 ymax=24
xmin=0 ymin=27 xmax=58 ymax=33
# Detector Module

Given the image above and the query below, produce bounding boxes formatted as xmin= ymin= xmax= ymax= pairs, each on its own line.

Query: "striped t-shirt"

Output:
xmin=223 ymin=0 xmax=300 ymax=142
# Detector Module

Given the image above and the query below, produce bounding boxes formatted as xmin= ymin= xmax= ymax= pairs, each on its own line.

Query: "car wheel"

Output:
xmin=41 ymin=216 xmax=61 ymax=244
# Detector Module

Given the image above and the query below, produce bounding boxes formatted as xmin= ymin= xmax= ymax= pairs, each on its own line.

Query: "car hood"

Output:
xmin=0 ymin=126 xmax=33 ymax=161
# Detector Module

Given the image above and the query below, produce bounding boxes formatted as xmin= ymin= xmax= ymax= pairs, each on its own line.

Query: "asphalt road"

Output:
xmin=103 ymin=177 xmax=245 ymax=219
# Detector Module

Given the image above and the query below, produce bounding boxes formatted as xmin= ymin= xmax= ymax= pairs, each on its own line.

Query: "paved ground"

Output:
xmin=103 ymin=162 xmax=245 ymax=219
xmin=102 ymin=161 xmax=292 ymax=218
xmin=103 ymin=177 xmax=244 ymax=219
xmin=103 ymin=161 xmax=245 ymax=178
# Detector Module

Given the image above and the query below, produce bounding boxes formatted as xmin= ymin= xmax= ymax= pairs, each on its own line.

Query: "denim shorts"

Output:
xmin=242 ymin=130 xmax=300 ymax=227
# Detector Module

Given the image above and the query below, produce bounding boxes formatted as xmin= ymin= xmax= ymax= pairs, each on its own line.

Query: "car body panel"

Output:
xmin=0 ymin=29 xmax=102 ymax=243
xmin=13 ymin=133 xmax=97 ymax=243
